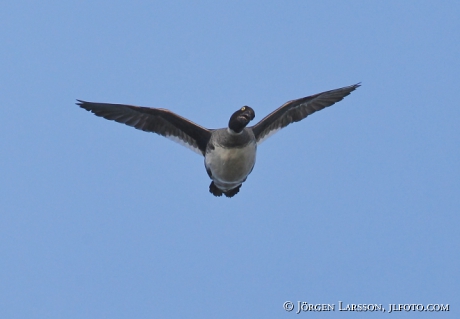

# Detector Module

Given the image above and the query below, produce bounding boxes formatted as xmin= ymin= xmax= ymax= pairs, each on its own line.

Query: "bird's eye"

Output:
xmin=241 ymin=107 xmax=246 ymax=111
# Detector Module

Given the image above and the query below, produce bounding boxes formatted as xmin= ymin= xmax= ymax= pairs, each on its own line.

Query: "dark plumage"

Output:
xmin=77 ymin=83 xmax=360 ymax=197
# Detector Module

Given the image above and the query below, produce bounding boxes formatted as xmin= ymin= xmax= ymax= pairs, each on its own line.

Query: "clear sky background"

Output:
xmin=1 ymin=1 xmax=459 ymax=318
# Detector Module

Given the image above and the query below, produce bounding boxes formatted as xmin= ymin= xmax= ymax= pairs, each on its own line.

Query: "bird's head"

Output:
xmin=228 ymin=106 xmax=255 ymax=134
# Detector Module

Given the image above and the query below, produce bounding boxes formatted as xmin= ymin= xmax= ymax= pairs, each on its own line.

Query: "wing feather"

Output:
xmin=76 ymin=100 xmax=212 ymax=155
xmin=251 ymin=83 xmax=360 ymax=143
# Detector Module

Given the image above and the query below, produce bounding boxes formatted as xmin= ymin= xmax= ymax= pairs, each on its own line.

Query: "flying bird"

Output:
xmin=77 ymin=83 xmax=360 ymax=197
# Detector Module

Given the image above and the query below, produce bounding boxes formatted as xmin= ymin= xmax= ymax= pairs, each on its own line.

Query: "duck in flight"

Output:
xmin=77 ymin=83 xmax=360 ymax=197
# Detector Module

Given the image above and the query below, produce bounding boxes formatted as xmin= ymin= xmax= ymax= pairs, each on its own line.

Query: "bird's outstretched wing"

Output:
xmin=76 ymin=101 xmax=212 ymax=155
xmin=251 ymin=83 xmax=360 ymax=143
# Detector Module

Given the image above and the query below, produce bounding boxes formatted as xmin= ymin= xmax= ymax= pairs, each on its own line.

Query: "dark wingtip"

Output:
xmin=343 ymin=83 xmax=361 ymax=95
xmin=75 ymin=100 xmax=93 ymax=112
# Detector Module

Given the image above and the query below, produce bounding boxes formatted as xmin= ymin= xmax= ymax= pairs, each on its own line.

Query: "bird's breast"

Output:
xmin=205 ymin=142 xmax=257 ymax=185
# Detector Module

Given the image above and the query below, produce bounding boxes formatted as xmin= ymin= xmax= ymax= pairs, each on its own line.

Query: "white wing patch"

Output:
xmin=165 ymin=134 xmax=203 ymax=155
xmin=256 ymin=127 xmax=282 ymax=145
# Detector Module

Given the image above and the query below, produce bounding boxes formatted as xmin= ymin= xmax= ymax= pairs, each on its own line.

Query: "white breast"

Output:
xmin=205 ymin=142 xmax=257 ymax=191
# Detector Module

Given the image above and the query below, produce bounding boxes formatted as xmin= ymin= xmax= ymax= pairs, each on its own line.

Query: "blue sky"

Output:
xmin=1 ymin=1 xmax=459 ymax=318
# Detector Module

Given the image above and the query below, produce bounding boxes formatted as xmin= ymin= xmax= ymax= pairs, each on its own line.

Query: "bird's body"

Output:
xmin=205 ymin=128 xmax=257 ymax=196
xmin=77 ymin=83 xmax=360 ymax=197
